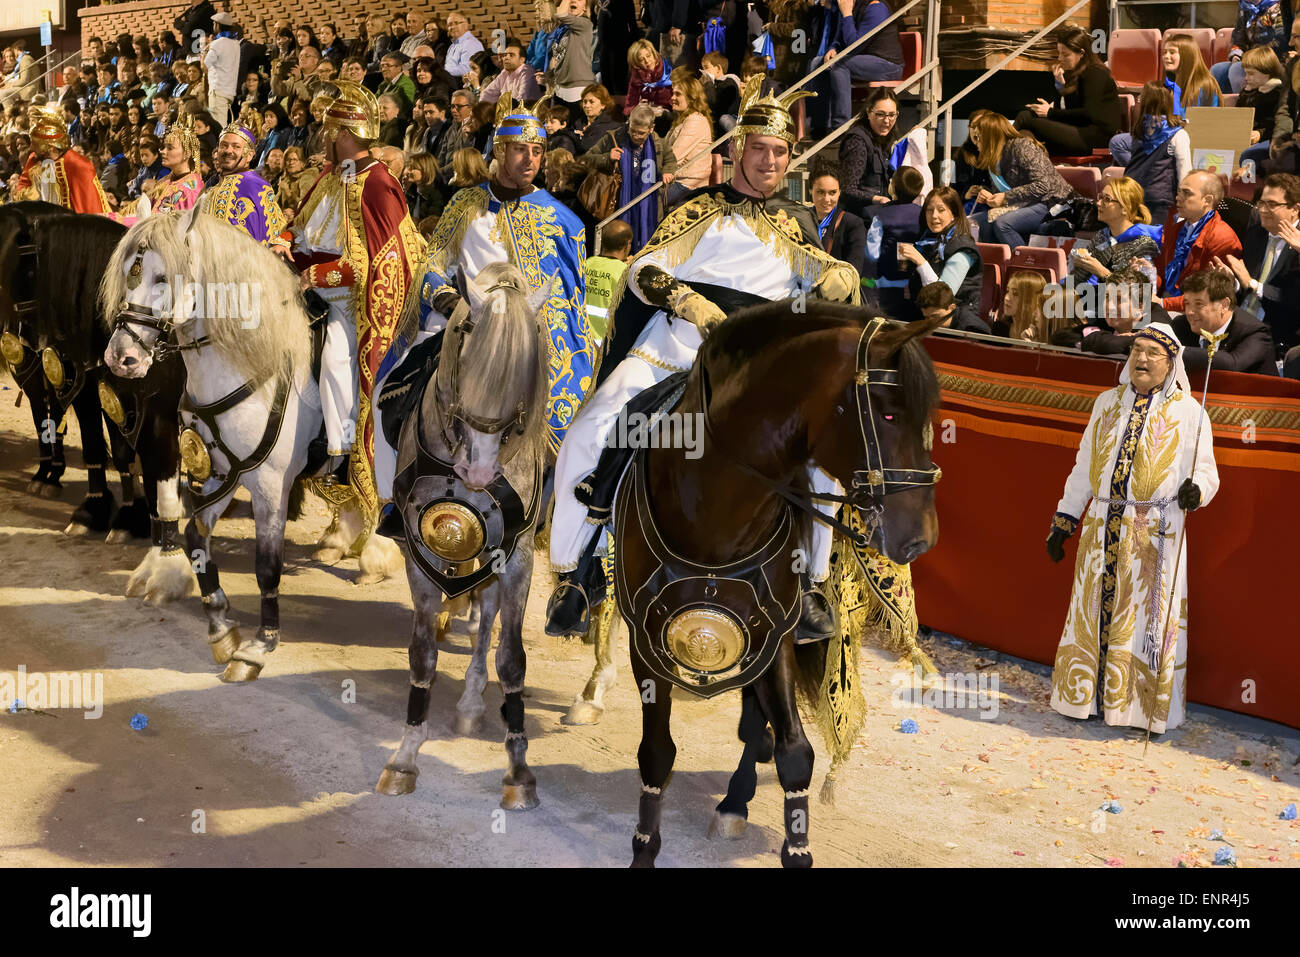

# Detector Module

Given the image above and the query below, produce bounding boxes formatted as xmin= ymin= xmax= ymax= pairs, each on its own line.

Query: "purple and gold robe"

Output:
xmin=198 ymin=170 xmax=289 ymax=248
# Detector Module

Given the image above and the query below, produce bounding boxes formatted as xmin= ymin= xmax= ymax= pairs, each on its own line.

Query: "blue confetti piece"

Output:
xmin=129 ymin=712 xmax=149 ymax=731
xmin=1101 ymin=800 xmax=1122 ymax=814
xmin=899 ymin=718 xmax=918 ymax=734
xmin=8 ymin=699 xmax=23 ymax=714
xmin=1281 ymin=803 xmax=1298 ymax=821
xmin=1209 ymin=829 xmax=1224 ymax=841
xmin=1213 ymin=846 xmax=1236 ymax=866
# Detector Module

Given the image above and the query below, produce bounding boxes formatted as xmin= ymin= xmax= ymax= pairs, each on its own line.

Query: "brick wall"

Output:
xmin=940 ymin=0 xmax=1105 ymax=71
xmin=79 ymin=1 xmax=538 ymax=55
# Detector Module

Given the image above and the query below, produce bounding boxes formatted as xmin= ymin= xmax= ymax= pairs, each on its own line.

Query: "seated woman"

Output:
xmin=1112 ymin=83 xmax=1189 ymax=226
xmin=993 ymin=270 xmax=1077 ymax=345
xmin=1016 ymin=26 xmax=1123 ymax=156
xmin=574 ymin=83 xmax=621 ymax=153
xmin=662 ymin=72 xmax=712 ymax=209
xmin=624 ymin=39 xmax=673 ymax=119
xmin=1071 ymin=175 xmax=1163 ymax=289
xmin=838 ymin=87 xmax=932 ymax=218
xmin=966 ymin=111 xmax=1074 ymax=248
xmin=1111 ymin=35 xmax=1219 ymax=162
xmin=898 ymin=186 xmax=987 ymax=332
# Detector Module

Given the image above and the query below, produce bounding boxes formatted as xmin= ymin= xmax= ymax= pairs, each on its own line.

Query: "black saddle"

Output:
xmin=377 ymin=330 xmax=445 ymax=449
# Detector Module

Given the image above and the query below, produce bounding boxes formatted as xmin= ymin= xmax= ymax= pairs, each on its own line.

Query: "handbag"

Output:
xmin=578 ymin=167 xmax=622 ymax=219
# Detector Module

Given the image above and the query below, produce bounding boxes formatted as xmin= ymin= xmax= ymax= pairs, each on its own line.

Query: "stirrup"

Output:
xmin=794 ymin=584 xmax=836 ymax=644
xmin=321 ymin=454 xmax=350 ymax=486
xmin=545 ymin=579 xmax=594 ymax=637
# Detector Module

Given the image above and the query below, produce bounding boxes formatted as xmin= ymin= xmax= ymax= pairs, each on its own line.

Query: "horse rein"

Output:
xmin=698 ymin=316 xmax=942 ymax=547
xmin=435 ymin=279 xmax=530 ymax=464
xmin=112 ymin=249 xmax=214 ymax=362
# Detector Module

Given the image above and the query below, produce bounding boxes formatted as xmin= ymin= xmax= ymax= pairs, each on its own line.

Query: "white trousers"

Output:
xmin=207 ymin=91 xmax=232 ymax=127
xmin=319 ymin=291 xmax=358 ymax=455
xmin=550 ymin=351 xmax=838 ymax=582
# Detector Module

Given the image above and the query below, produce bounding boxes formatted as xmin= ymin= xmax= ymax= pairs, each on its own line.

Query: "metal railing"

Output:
xmin=594 ymin=0 xmax=929 ymax=252
xmin=41 ymin=50 xmax=84 ymax=99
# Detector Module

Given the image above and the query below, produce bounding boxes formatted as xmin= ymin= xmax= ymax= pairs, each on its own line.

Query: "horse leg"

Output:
xmin=377 ymin=565 xmax=443 ymax=795
xmin=564 ymin=596 xmax=620 ymax=726
xmin=36 ymin=388 xmax=65 ymax=498
xmin=107 ymin=418 xmax=148 ymax=543
xmin=313 ymin=503 xmax=346 ymax=565
xmin=25 ymin=386 xmax=54 ymax=494
xmin=222 ymin=479 xmax=290 ymax=683
xmin=132 ymin=471 xmax=195 ymax=605
xmin=454 ymin=583 xmax=496 ymax=735
xmin=356 ymin=505 xmax=402 ymax=585
xmin=629 ymin=659 xmax=675 ymax=868
xmin=64 ymin=387 xmax=116 ymax=536
xmin=710 ymin=685 xmax=768 ymax=839
xmin=751 ymin=641 xmax=816 ymax=868
xmin=185 ymin=498 xmax=240 ymax=665
xmin=497 ymin=547 xmax=539 ymax=811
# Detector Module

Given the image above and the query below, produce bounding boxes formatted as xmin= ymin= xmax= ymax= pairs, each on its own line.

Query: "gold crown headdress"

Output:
xmin=321 ymin=80 xmax=379 ymax=143
xmin=28 ymin=103 xmax=69 ymax=152
xmin=163 ymin=110 xmax=201 ymax=171
xmin=492 ymin=93 xmax=547 ymax=152
xmin=732 ymin=74 xmax=814 ymax=154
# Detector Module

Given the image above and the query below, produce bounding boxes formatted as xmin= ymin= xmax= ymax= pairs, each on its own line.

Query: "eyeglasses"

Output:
xmin=1258 ymin=199 xmax=1294 ymax=210
xmin=869 ymin=111 xmax=898 ymax=120
xmin=1098 ymin=194 xmax=1118 ymax=205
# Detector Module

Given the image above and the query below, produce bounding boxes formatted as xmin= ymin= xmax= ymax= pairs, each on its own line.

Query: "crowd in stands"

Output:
xmin=1 ymin=0 xmax=1299 ymax=378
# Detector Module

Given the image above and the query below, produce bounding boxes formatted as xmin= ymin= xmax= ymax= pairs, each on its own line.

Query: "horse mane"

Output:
xmin=99 ymin=212 xmax=310 ymax=386
xmin=37 ymin=213 xmax=126 ymax=363
xmin=0 ymin=202 xmax=65 ymax=330
xmin=439 ymin=261 xmax=550 ymax=454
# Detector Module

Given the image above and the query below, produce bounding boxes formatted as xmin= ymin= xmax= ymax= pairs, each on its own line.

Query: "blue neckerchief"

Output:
xmin=916 ymin=224 xmax=956 ymax=261
xmin=817 ymin=206 xmax=837 ymax=243
xmin=817 ymin=9 xmax=841 ymax=59
xmin=989 ymin=169 xmax=1011 ymax=192
xmin=215 ymin=30 xmax=237 ymax=39
xmin=1133 ymin=114 xmax=1180 ymax=158
xmin=642 ymin=58 xmax=672 ymax=92
xmin=1239 ymin=0 xmax=1279 ymax=22
xmin=1164 ymin=75 xmax=1185 ymax=117
xmin=1164 ymin=210 xmax=1214 ymax=293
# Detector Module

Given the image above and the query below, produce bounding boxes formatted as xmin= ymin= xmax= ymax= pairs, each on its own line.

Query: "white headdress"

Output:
xmin=1118 ymin=320 xmax=1192 ymax=398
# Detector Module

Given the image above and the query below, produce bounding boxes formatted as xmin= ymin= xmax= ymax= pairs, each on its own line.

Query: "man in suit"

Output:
xmin=1211 ymin=173 xmax=1300 ymax=362
xmin=1159 ymin=170 xmax=1243 ymax=313
xmin=810 ymin=162 xmax=867 ymax=277
xmin=1173 ymin=269 xmax=1278 ymax=376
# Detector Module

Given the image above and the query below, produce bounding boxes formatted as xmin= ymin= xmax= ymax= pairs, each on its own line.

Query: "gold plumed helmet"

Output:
xmin=28 ymin=103 xmax=69 ymax=152
xmin=732 ymin=74 xmax=814 ymax=156
xmin=163 ymin=111 xmax=201 ymax=171
xmin=321 ymin=80 xmax=379 ymax=143
xmin=492 ymin=93 xmax=547 ymax=155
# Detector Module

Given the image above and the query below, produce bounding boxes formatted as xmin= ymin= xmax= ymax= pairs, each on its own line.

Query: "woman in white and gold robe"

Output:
xmin=1046 ymin=323 xmax=1219 ymax=733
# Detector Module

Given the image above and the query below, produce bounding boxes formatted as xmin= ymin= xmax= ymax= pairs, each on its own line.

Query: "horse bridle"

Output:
xmin=112 ymin=248 xmax=217 ymax=362
xmin=434 ymin=280 xmax=530 ymax=463
xmin=701 ymin=316 xmax=942 ymax=547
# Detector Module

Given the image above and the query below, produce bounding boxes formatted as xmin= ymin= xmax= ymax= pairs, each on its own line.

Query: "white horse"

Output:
xmin=101 ymin=207 xmax=400 ymax=679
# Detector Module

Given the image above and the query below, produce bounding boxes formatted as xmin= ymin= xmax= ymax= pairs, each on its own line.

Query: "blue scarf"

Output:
xmin=704 ymin=17 xmax=727 ymax=55
xmin=915 ymin=224 xmax=956 ymax=263
xmin=1133 ymin=114 xmax=1180 ymax=159
xmin=889 ymin=138 xmax=908 ymax=173
xmin=1239 ymin=0 xmax=1279 ymax=23
xmin=640 ymin=58 xmax=672 ymax=95
xmin=817 ymin=206 xmax=837 ymax=244
xmin=817 ymin=10 xmax=841 ymax=59
xmin=215 ymin=29 xmax=237 ymax=40
xmin=1164 ymin=75 xmax=1185 ymax=117
xmin=1164 ymin=210 xmax=1214 ymax=293
xmin=619 ymin=130 xmax=659 ymax=251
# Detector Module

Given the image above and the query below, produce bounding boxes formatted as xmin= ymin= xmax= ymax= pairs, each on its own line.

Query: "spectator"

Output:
xmin=465 ymin=101 xmax=496 ymax=156
xmin=1236 ymin=46 xmax=1288 ymax=149
xmin=994 ymin=270 xmax=1045 ymax=340
xmin=1175 ymin=269 xmax=1278 ymax=375
xmin=133 ymin=35 xmax=154 ymax=66
xmin=276 ymin=145 xmax=315 ymax=211
xmin=1213 ymin=0 xmax=1287 ymax=94
xmin=699 ymin=50 xmax=740 ymax=134
xmin=482 ymin=38 xmax=542 ymax=104
xmin=412 ymin=57 xmax=454 ymax=104
xmin=436 ymin=90 xmax=475 ymax=178
xmin=662 ymin=73 xmax=712 ymax=207
xmin=452 ymin=145 xmax=490 ymax=188
xmin=839 ymin=87 xmax=931 ymax=217
xmin=1072 ymin=175 xmax=1163 ymax=286
xmin=144 ymin=61 xmax=174 ymax=102
xmin=864 ymin=164 xmax=925 ymax=314
xmin=575 ymin=83 xmax=620 ymax=152
xmin=255 ymin=104 xmax=292 ymax=166
xmin=597 ymin=0 xmax=639 ymax=96
xmin=528 ymin=2 xmax=561 ymax=73
xmin=240 ymin=71 xmax=271 ymax=113
xmin=967 ymin=111 xmax=1074 ymax=248
xmin=403 ymin=151 xmax=443 ymax=219
xmin=913 ymin=282 xmax=967 ymax=332
xmin=1080 ymin=266 xmax=1170 ymax=356
xmin=1015 ymin=26 xmax=1123 ymax=156
xmin=157 ymin=31 xmax=182 ymax=66
xmin=186 ymin=58 xmax=207 ymax=104
xmin=767 ymin=0 xmax=816 ymax=89
xmin=464 ymin=52 xmax=498 ymax=98
xmin=261 ymin=147 xmax=285 ymax=188
xmin=320 ymin=23 xmax=349 ymax=66
xmin=128 ymin=134 xmax=165 ymax=199
xmin=115 ymin=57 xmax=143 ymax=102
xmin=373 ymin=144 xmax=405 ymax=180
xmin=1112 ymin=82 xmax=1189 ymax=226
xmin=1159 ymin=170 xmax=1242 ymax=312
xmin=173 ymin=1 xmax=216 ymax=55
xmin=378 ymin=53 xmax=416 ymax=116
xmin=204 ymin=12 xmax=241 ymax=126
xmin=1162 ymin=34 xmax=1221 ymax=114
xmin=60 ymin=66 xmax=89 ymax=112
xmin=400 ymin=14 xmax=430 ymax=59
xmin=191 ymin=110 xmax=219 ymax=160
xmin=580 ymin=102 xmax=676 ymax=251
xmin=284 ymin=100 xmax=311 ymax=151
xmin=1213 ymin=171 xmax=1300 ymax=360
xmin=417 ymin=95 xmax=450 ymax=155
xmin=340 ymin=56 xmax=367 ymax=86
xmin=808 ymin=0 xmax=904 ymax=136
xmin=293 ymin=24 xmax=321 ymax=55
xmin=900 ymin=186 xmax=986 ymax=332
xmin=445 ymin=12 xmax=486 ymax=82
xmin=625 ymin=39 xmax=673 ymax=117
xmin=541 ymin=0 xmax=596 ymax=124
xmin=585 ymin=218 xmax=634 ymax=342
xmin=543 ymin=105 xmax=582 ymax=155
xmin=810 ymin=162 xmax=867 ymax=277
xmin=377 ymin=94 xmax=406 ymax=147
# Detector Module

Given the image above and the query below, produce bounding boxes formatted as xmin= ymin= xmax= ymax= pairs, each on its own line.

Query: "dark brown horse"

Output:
xmin=613 ymin=302 xmax=945 ymax=867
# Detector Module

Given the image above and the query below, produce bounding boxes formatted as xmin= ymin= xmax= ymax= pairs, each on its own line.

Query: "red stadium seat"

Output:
xmin=869 ymin=31 xmax=922 ymax=89
xmin=1008 ymin=245 xmax=1067 ymax=286
xmin=1213 ymin=27 xmax=1234 ymax=64
xmin=1108 ymin=29 xmax=1162 ymax=92
xmin=1120 ymin=93 xmax=1137 ymax=131
xmin=1164 ymin=28 xmax=1215 ymax=70
xmin=1055 ymin=164 xmax=1102 ymax=199
xmin=980 ymin=261 xmax=1002 ymax=322
xmin=1102 ymin=165 xmax=1126 ymax=181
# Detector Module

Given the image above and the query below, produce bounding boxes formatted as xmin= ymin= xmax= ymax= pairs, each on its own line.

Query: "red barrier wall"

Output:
xmin=915 ymin=336 xmax=1300 ymax=730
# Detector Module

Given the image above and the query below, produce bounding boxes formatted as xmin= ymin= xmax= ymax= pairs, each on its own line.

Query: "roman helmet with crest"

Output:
xmin=492 ymin=93 xmax=547 ymax=159
xmin=731 ymin=74 xmax=814 ymax=157
xmin=28 ymin=103 xmax=69 ymax=154
xmin=320 ymin=79 xmax=380 ymax=144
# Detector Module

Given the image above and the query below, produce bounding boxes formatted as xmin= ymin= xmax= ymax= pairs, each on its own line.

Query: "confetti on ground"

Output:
xmin=899 ymin=718 xmax=918 ymax=734
xmin=1281 ymin=803 xmax=1298 ymax=821
xmin=1214 ymin=846 xmax=1237 ymax=866
xmin=1101 ymin=800 xmax=1123 ymax=814
xmin=129 ymin=713 xmax=149 ymax=731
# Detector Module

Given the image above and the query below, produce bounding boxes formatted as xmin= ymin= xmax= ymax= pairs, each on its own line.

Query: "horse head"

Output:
xmin=433 ymin=262 xmax=555 ymax=489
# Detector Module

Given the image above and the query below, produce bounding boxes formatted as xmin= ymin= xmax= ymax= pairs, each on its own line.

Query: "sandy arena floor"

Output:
xmin=1 ymin=369 xmax=1298 ymax=868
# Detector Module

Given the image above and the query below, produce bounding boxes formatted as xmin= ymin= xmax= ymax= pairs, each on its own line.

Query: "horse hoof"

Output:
xmin=314 ymin=546 xmax=344 ymax=566
xmin=781 ymin=843 xmax=814 ymax=868
xmin=454 ymin=712 xmax=483 ymax=735
xmin=104 ymin=528 xmax=133 ymax=544
xmin=209 ymin=627 xmax=242 ymax=664
xmin=38 ymin=482 xmax=62 ymax=499
xmin=63 ymin=521 xmax=91 ymax=537
xmin=562 ymin=699 xmax=604 ymax=726
xmin=708 ymin=811 xmax=747 ymax=840
xmin=376 ymin=766 xmax=418 ymax=795
xmin=354 ymin=571 xmax=385 ymax=586
xmin=26 ymin=478 xmax=43 ymax=495
xmin=500 ymin=783 xmax=539 ymax=811
xmin=221 ymin=658 xmax=262 ymax=683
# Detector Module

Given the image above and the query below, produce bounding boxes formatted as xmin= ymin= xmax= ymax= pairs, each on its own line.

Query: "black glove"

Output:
xmin=1046 ymin=527 xmax=1068 ymax=563
xmin=1178 ymin=478 xmax=1201 ymax=511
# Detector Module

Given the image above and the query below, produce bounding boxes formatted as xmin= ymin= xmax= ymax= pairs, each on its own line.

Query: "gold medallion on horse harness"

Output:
xmin=0 ymin=332 xmax=25 ymax=365
xmin=179 ymin=428 xmax=211 ymax=481
xmin=666 ymin=608 xmax=744 ymax=674
xmin=98 ymin=380 xmax=126 ymax=426
xmin=868 ymin=469 xmax=884 ymax=486
xmin=41 ymin=348 xmax=64 ymax=388
xmin=420 ymin=502 xmax=485 ymax=563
